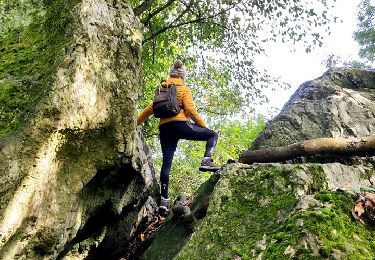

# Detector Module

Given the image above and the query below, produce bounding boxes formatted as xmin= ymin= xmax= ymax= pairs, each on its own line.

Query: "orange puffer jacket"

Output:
xmin=137 ymin=77 xmax=207 ymax=128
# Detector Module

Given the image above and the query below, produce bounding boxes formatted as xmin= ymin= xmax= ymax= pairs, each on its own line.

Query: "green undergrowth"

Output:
xmin=0 ymin=0 xmax=80 ymax=138
xmin=263 ymin=191 xmax=375 ymax=259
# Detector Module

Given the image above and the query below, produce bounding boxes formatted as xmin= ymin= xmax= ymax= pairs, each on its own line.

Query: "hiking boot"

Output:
xmin=159 ymin=196 xmax=170 ymax=216
xmin=199 ymin=157 xmax=220 ymax=172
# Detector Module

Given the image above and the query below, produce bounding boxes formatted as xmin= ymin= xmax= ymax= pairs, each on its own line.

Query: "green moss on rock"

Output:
xmin=0 ymin=0 xmax=80 ymax=138
xmin=174 ymin=165 xmax=299 ymax=260
xmin=263 ymin=191 xmax=375 ymax=259
xmin=307 ymin=163 xmax=328 ymax=192
xmin=142 ymin=163 xmax=375 ymax=260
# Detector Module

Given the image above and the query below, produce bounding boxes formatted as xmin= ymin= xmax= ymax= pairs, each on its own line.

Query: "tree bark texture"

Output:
xmin=239 ymin=135 xmax=375 ymax=164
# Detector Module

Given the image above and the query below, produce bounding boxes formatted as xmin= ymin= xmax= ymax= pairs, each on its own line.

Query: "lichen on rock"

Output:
xmin=0 ymin=0 xmax=82 ymax=138
xmin=0 ymin=0 xmax=157 ymax=259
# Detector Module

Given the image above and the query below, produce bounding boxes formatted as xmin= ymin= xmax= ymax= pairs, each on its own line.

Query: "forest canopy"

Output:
xmin=355 ymin=0 xmax=375 ymax=62
xmin=129 ymin=0 xmax=338 ymax=123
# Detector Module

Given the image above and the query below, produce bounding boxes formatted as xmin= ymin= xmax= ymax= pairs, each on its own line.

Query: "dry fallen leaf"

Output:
xmin=365 ymin=193 xmax=375 ymax=204
xmin=352 ymin=193 xmax=375 ymax=225
xmin=352 ymin=202 xmax=365 ymax=218
xmin=365 ymin=200 xmax=374 ymax=209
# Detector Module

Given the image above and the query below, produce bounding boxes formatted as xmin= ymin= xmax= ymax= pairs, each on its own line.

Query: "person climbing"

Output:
xmin=137 ymin=60 xmax=219 ymax=213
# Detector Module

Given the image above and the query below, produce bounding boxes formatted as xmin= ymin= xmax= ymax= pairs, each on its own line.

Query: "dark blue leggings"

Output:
xmin=159 ymin=121 xmax=218 ymax=198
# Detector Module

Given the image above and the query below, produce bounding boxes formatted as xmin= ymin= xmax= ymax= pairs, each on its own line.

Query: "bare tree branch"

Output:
xmin=141 ymin=0 xmax=177 ymax=24
xmin=144 ymin=2 xmax=241 ymax=43
xmin=134 ymin=0 xmax=155 ymax=16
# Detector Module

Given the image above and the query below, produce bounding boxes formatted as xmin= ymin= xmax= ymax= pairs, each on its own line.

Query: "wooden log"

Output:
xmin=239 ymin=135 xmax=375 ymax=164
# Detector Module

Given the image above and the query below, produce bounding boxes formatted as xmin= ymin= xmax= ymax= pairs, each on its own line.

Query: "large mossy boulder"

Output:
xmin=143 ymin=163 xmax=375 ymax=259
xmin=175 ymin=163 xmax=375 ymax=259
xmin=142 ymin=68 xmax=375 ymax=260
xmin=0 ymin=0 xmax=158 ymax=259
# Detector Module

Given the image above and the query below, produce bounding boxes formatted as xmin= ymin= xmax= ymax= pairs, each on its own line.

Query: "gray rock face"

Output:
xmin=0 ymin=1 xmax=158 ymax=259
xmin=252 ymin=68 xmax=375 ymax=149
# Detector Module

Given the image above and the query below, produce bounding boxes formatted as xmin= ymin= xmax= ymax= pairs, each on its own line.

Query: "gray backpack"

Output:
xmin=153 ymin=83 xmax=180 ymax=118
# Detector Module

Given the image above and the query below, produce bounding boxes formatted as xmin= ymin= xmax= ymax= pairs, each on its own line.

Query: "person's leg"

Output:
xmin=177 ymin=122 xmax=217 ymax=155
xmin=159 ymin=125 xmax=178 ymax=209
xmin=203 ymin=129 xmax=218 ymax=158
xmin=177 ymin=122 xmax=219 ymax=171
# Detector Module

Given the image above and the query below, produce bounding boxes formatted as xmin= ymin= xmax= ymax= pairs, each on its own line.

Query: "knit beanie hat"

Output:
xmin=168 ymin=60 xmax=186 ymax=79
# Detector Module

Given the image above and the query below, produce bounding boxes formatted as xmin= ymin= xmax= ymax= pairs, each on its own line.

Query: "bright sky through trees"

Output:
xmin=255 ymin=0 xmax=365 ymax=118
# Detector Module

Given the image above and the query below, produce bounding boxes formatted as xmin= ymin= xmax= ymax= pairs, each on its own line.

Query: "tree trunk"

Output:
xmin=239 ymin=135 xmax=375 ymax=164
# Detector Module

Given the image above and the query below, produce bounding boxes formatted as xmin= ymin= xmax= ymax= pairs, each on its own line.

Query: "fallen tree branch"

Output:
xmin=239 ymin=135 xmax=375 ymax=164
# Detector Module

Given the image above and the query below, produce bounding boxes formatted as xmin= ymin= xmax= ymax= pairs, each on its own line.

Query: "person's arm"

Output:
xmin=182 ymin=87 xmax=208 ymax=128
xmin=137 ymin=102 xmax=153 ymax=126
